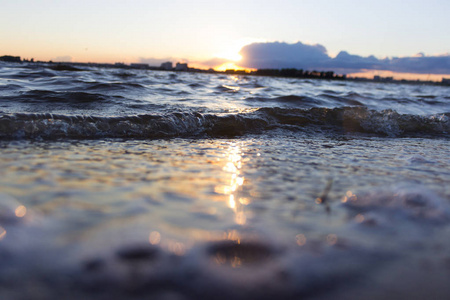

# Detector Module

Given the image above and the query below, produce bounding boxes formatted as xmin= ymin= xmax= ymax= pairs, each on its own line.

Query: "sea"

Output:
xmin=1 ymin=61 xmax=449 ymax=300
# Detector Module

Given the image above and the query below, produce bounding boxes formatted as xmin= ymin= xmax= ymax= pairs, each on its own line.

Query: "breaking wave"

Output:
xmin=0 ymin=107 xmax=448 ymax=140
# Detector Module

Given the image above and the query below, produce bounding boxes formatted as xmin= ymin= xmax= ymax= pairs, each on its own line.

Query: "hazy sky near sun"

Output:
xmin=1 ymin=0 xmax=449 ymax=65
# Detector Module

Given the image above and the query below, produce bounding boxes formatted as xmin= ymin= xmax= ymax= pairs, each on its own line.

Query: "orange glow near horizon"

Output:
xmin=214 ymin=62 xmax=255 ymax=72
xmin=348 ymin=69 xmax=448 ymax=82
xmin=9 ymin=50 xmax=448 ymax=81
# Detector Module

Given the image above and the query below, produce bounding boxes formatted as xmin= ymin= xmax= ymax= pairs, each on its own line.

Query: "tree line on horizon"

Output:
xmin=251 ymin=68 xmax=346 ymax=80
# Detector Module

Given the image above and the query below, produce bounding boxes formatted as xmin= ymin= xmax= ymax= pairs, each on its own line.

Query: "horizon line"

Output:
xmin=1 ymin=54 xmax=449 ymax=83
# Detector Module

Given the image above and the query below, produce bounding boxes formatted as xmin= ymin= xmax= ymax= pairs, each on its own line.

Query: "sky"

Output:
xmin=1 ymin=0 xmax=449 ymax=79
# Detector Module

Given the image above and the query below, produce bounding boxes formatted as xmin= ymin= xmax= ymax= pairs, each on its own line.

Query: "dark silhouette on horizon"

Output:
xmin=1 ymin=54 xmax=449 ymax=86
xmin=0 ymin=55 xmax=21 ymax=63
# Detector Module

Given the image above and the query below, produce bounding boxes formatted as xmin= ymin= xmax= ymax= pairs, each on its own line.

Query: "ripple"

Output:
xmin=342 ymin=186 xmax=450 ymax=224
xmin=208 ymin=240 xmax=273 ymax=267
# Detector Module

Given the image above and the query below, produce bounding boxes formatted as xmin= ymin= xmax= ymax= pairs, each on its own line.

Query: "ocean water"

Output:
xmin=0 ymin=62 xmax=450 ymax=299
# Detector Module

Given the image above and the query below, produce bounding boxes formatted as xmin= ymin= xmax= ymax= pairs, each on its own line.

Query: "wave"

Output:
xmin=0 ymin=68 xmax=58 ymax=79
xmin=2 ymin=90 xmax=124 ymax=104
xmin=84 ymin=82 xmax=146 ymax=91
xmin=0 ymin=107 xmax=448 ymax=140
xmin=318 ymin=94 xmax=365 ymax=106
xmin=244 ymin=95 xmax=329 ymax=109
xmin=214 ymin=85 xmax=241 ymax=93
xmin=0 ymin=83 xmax=23 ymax=91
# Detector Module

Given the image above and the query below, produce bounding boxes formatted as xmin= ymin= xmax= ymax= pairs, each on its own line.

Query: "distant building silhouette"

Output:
xmin=374 ymin=75 xmax=393 ymax=82
xmin=160 ymin=62 xmax=173 ymax=70
xmin=130 ymin=63 xmax=149 ymax=69
xmin=253 ymin=68 xmax=343 ymax=80
xmin=0 ymin=55 xmax=21 ymax=63
xmin=175 ymin=62 xmax=188 ymax=71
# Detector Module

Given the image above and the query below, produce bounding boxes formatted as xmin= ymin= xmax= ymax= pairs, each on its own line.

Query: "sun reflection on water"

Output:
xmin=15 ymin=205 xmax=27 ymax=218
xmin=215 ymin=142 xmax=250 ymax=226
xmin=0 ymin=227 xmax=6 ymax=241
xmin=341 ymin=190 xmax=357 ymax=203
xmin=149 ymin=231 xmax=161 ymax=245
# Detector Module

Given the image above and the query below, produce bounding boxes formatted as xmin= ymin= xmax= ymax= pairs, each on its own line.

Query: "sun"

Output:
xmin=213 ymin=38 xmax=264 ymax=62
xmin=212 ymin=38 xmax=266 ymax=72
xmin=215 ymin=62 xmax=242 ymax=72
xmin=214 ymin=62 xmax=256 ymax=73
xmin=215 ymin=50 xmax=242 ymax=62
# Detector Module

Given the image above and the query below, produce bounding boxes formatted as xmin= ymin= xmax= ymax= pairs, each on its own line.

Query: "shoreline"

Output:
xmin=1 ymin=58 xmax=449 ymax=87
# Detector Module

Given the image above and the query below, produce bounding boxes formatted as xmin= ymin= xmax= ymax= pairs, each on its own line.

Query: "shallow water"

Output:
xmin=1 ymin=62 xmax=450 ymax=299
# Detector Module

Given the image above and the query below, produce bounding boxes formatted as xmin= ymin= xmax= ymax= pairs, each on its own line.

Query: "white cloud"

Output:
xmin=237 ymin=42 xmax=450 ymax=74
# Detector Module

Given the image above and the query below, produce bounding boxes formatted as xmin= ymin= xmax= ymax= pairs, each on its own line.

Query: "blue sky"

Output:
xmin=1 ymin=0 xmax=449 ymax=76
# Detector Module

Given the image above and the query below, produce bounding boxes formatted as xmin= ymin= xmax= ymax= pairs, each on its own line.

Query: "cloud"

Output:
xmin=388 ymin=55 xmax=450 ymax=74
xmin=237 ymin=42 xmax=450 ymax=75
xmin=239 ymin=41 xmax=329 ymax=69
xmin=327 ymin=51 xmax=387 ymax=73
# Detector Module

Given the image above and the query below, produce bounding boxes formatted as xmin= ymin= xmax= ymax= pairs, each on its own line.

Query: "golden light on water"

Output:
xmin=230 ymin=256 xmax=242 ymax=268
xmin=239 ymin=198 xmax=250 ymax=205
xmin=216 ymin=142 xmax=251 ymax=225
xmin=235 ymin=212 xmax=247 ymax=225
xmin=210 ymin=236 xmax=272 ymax=268
xmin=224 ymin=230 xmax=241 ymax=242
xmin=149 ymin=231 xmax=161 ymax=245
xmin=213 ymin=253 xmax=243 ymax=268
xmin=0 ymin=227 xmax=6 ymax=241
xmin=214 ymin=185 xmax=233 ymax=195
xmin=15 ymin=205 xmax=27 ymax=218
xmin=223 ymin=161 xmax=238 ymax=173
xmin=228 ymin=195 xmax=236 ymax=210
xmin=341 ymin=190 xmax=357 ymax=203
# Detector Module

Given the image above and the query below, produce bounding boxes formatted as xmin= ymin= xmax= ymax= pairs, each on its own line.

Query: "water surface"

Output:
xmin=1 ymin=62 xmax=449 ymax=299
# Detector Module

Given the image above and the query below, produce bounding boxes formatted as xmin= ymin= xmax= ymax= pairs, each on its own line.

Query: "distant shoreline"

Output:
xmin=1 ymin=55 xmax=449 ymax=86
